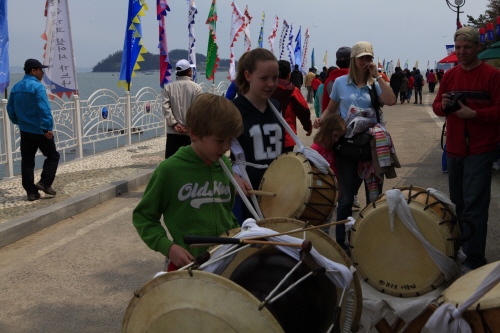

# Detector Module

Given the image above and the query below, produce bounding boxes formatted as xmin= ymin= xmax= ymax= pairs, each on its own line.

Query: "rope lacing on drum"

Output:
xmin=476 ymin=303 xmax=494 ymax=333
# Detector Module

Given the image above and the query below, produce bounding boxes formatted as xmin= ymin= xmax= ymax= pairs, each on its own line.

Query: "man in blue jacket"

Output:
xmin=7 ymin=59 xmax=60 ymax=201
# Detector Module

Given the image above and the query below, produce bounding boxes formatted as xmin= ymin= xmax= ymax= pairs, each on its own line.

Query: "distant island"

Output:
xmin=92 ymin=49 xmax=232 ymax=73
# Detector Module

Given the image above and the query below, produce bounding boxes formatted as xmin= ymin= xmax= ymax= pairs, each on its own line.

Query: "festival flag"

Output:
xmin=227 ymin=1 xmax=245 ymax=80
xmin=396 ymin=59 xmax=400 ymax=68
xmin=257 ymin=11 xmax=265 ymax=48
xmin=377 ymin=58 xmax=381 ymax=69
xmin=118 ymin=0 xmax=148 ymax=91
xmin=294 ymin=26 xmax=302 ymax=70
xmin=322 ymin=50 xmax=328 ymax=67
xmin=311 ymin=48 xmax=315 ymax=69
xmin=404 ymin=59 xmax=408 ymax=69
xmin=278 ymin=19 xmax=289 ymax=60
xmin=42 ymin=0 xmax=78 ymax=97
xmin=301 ymin=28 xmax=310 ymax=73
xmin=0 ymin=0 xmax=9 ymax=94
xmin=205 ymin=0 xmax=219 ymax=80
xmin=415 ymin=60 xmax=419 ymax=69
xmin=446 ymin=45 xmax=455 ymax=55
xmin=157 ymin=0 xmax=172 ymax=87
xmin=268 ymin=15 xmax=279 ymax=54
xmin=385 ymin=60 xmax=390 ymax=73
xmin=427 ymin=60 xmax=430 ymax=70
xmin=287 ymin=24 xmax=294 ymax=66
xmin=243 ymin=5 xmax=252 ymax=52
xmin=188 ymin=0 xmax=197 ymax=82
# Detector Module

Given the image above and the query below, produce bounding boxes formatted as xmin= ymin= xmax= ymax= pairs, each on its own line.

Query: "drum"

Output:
xmin=438 ymin=261 xmax=500 ymax=332
xmin=219 ymin=218 xmax=362 ymax=332
xmin=258 ymin=152 xmax=337 ymax=226
xmin=350 ymin=186 xmax=460 ymax=297
xmin=121 ymin=270 xmax=283 ymax=332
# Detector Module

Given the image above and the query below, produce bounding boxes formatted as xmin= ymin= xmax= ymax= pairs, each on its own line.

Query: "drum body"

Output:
xmin=439 ymin=261 xmax=500 ymax=332
xmin=350 ymin=186 xmax=459 ymax=297
xmin=220 ymin=218 xmax=362 ymax=332
xmin=258 ymin=152 xmax=337 ymax=226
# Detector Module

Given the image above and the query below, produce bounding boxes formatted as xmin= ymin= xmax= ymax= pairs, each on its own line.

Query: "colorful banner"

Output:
xmin=257 ymin=11 xmax=265 ymax=48
xmin=446 ymin=45 xmax=454 ymax=55
xmin=301 ymin=28 xmax=310 ymax=73
xmin=243 ymin=5 xmax=252 ymax=52
xmin=287 ymin=24 xmax=294 ymax=66
xmin=157 ymin=0 xmax=172 ymax=87
xmin=294 ymin=26 xmax=302 ymax=70
xmin=322 ymin=50 xmax=328 ymax=67
xmin=396 ymin=59 xmax=400 ymax=68
xmin=0 ymin=0 xmax=9 ymax=93
xmin=311 ymin=48 xmax=315 ymax=69
xmin=404 ymin=59 xmax=408 ymax=69
xmin=42 ymin=0 xmax=78 ymax=97
xmin=188 ymin=0 xmax=197 ymax=82
xmin=268 ymin=15 xmax=279 ymax=54
xmin=228 ymin=1 xmax=245 ymax=80
xmin=278 ymin=19 xmax=288 ymax=60
xmin=205 ymin=0 xmax=219 ymax=80
xmin=415 ymin=60 xmax=419 ymax=69
xmin=118 ymin=0 xmax=148 ymax=90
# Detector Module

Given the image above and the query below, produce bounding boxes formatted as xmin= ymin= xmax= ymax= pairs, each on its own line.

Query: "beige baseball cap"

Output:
xmin=351 ymin=41 xmax=374 ymax=58
xmin=454 ymin=26 xmax=480 ymax=43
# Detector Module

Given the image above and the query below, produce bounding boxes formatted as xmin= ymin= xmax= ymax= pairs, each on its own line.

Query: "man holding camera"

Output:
xmin=433 ymin=26 xmax=500 ymax=272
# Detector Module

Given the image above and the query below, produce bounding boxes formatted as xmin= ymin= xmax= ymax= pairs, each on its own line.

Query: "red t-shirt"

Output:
xmin=432 ymin=62 xmax=500 ymax=156
xmin=311 ymin=78 xmax=322 ymax=90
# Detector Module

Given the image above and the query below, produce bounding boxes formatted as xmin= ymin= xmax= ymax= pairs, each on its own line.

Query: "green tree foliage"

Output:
xmin=92 ymin=49 xmax=232 ymax=72
xmin=467 ymin=0 xmax=500 ymax=67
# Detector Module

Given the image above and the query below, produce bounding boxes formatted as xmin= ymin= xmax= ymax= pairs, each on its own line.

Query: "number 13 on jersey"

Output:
xmin=249 ymin=124 xmax=283 ymax=161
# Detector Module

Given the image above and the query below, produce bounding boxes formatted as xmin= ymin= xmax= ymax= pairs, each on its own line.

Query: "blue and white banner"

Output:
xmin=188 ymin=0 xmax=197 ymax=82
xmin=294 ymin=26 xmax=302 ymax=71
xmin=278 ymin=19 xmax=288 ymax=60
xmin=287 ymin=24 xmax=294 ymax=66
xmin=0 ymin=0 xmax=9 ymax=93
xmin=446 ymin=45 xmax=454 ymax=55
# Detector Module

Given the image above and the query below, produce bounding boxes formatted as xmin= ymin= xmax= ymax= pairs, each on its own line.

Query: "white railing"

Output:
xmin=0 ymin=84 xmax=228 ymax=179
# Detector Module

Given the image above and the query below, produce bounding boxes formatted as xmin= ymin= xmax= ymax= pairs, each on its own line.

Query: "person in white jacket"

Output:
xmin=163 ymin=59 xmax=202 ymax=158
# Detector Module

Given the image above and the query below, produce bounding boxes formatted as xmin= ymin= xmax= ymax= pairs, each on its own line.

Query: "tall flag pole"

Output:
xmin=287 ymin=24 xmax=294 ymax=66
xmin=242 ymin=5 xmax=252 ymax=52
xmin=0 ymin=0 xmax=9 ymax=97
xmin=267 ymin=15 xmax=279 ymax=54
xmin=228 ymin=1 xmax=245 ymax=80
xmin=157 ymin=0 xmax=172 ymax=88
xmin=294 ymin=26 xmax=302 ymax=71
xmin=188 ymin=0 xmax=197 ymax=82
xmin=322 ymin=50 xmax=328 ymax=67
xmin=42 ymin=0 xmax=78 ymax=98
xmin=205 ymin=0 xmax=219 ymax=81
xmin=278 ymin=19 xmax=289 ymax=60
xmin=301 ymin=28 xmax=310 ymax=73
xmin=118 ymin=0 xmax=148 ymax=91
xmin=257 ymin=11 xmax=265 ymax=48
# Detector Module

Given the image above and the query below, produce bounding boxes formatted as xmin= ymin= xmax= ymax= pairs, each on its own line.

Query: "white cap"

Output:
xmin=175 ymin=59 xmax=194 ymax=72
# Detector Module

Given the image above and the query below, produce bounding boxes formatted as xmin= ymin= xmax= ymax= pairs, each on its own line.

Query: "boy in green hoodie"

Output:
xmin=133 ymin=93 xmax=249 ymax=269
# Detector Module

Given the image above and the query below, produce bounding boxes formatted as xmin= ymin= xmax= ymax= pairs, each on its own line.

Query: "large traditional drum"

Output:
xmin=438 ymin=261 xmax=500 ymax=332
xmin=122 ymin=218 xmax=362 ymax=333
xmin=258 ymin=152 xmax=337 ymax=226
xmin=350 ymin=186 xmax=460 ymax=297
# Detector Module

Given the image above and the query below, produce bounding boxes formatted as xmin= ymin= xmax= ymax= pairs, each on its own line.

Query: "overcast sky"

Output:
xmin=7 ymin=0 xmax=489 ymax=71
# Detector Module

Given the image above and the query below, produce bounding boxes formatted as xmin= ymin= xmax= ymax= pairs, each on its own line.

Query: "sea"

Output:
xmin=1 ymin=71 xmax=231 ymax=179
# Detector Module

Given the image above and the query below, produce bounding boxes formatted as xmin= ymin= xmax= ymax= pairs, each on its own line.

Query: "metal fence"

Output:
xmin=0 ymin=82 xmax=228 ymax=179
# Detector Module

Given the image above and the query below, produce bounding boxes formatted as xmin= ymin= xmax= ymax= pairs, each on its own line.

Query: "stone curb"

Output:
xmin=0 ymin=168 xmax=155 ymax=249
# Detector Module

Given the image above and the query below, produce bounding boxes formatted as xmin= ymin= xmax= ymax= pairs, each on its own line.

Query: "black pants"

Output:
xmin=392 ymin=88 xmax=400 ymax=101
xmin=165 ymin=134 xmax=191 ymax=159
xmin=428 ymin=82 xmax=436 ymax=93
xmin=20 ymin=130 xmax=60 ymax=195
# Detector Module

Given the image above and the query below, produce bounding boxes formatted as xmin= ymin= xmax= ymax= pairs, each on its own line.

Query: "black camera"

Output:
xmin=444 ymin=93 xmax=466 ymax=114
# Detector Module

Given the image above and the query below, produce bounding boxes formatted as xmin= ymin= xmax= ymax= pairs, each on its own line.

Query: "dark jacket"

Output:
xmin=390 ymin=71 xmax=403 ymax=90
xmin=290 ymin=69 xmax=303 ymax=89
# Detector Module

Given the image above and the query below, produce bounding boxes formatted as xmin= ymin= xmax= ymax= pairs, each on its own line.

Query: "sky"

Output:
xmin=6 ymin=0 xmax=491 ymax=71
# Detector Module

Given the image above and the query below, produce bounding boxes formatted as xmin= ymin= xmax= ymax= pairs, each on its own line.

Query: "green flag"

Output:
xmin=205 ymin=0 xmax=219 ymax=80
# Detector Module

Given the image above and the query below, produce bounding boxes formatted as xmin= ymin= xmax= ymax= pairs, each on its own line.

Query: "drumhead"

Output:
xmin=441 ymin=261 xmax=500 ymax=311
xmin=213 ymin=218 xmax=362 ymax=331
xmin=259 ymin=153 xmax=313 ymax=219
xmin=122 ymin=270 xmax=283 ymax=333
xmin=351 ymin=190 xmax=458 ymax=297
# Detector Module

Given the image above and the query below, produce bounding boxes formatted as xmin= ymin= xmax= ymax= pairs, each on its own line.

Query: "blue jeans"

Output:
xmin=407 ymin=87 xmax=413 ymax=100
xmin=447 ymin=150 xmax=496 ymax=269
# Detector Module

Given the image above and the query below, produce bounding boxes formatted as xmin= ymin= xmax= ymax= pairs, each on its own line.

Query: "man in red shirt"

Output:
xmin=433 ymin=26 xmax=500 ymax=272
xmin=271 ymin=60 xmax=312 ymax=152
xmin=321 ymin=47 xmax=351 ymax=112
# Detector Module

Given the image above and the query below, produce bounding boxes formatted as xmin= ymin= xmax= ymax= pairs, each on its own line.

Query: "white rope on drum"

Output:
xmin=385 ymin=189 xmax=461 ymax=281
xmin=424 ymin=263 xmax=500 ymax=333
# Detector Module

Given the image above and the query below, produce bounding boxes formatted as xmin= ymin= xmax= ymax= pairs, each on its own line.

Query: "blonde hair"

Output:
xmin=186 ymin=93 xmax=243 ymax=139
xmin=347 ymin=57 xmax=374 ymax=86
xmin=236 ymin=48 xmax=277 ymax=95
xmin=313 ymin=114 xmax=346 ymax=149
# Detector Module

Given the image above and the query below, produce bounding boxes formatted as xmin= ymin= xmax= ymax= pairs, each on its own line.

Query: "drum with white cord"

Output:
xmin=258 ymin=152 xmax=338 ymax=226
xmin=350 ymin=186 xmax=460 ymax=297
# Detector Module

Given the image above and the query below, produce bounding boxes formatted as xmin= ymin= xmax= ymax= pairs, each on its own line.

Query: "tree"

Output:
xmin=467 ymin=0 xmax=500 ymax=67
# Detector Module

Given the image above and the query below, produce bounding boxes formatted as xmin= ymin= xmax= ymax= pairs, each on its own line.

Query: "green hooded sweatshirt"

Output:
xmin=133 ymin=145 xmax=239 ymax=258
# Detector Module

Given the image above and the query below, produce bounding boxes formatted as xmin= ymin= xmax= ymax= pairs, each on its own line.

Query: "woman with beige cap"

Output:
xmin=314 ymin=41 xmax=396 ymax=253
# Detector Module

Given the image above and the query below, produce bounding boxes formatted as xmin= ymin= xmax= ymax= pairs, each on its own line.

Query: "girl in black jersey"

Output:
xmin=232 ymin=49 xmax=285 ymax=218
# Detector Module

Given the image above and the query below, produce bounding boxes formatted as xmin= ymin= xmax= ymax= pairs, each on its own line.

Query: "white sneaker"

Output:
xmin=352 ymin=196 xmax=361 ymax=208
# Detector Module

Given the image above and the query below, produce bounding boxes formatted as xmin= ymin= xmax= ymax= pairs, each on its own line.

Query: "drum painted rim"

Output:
xmin=122 ymin=270 xmax=284 ymax=333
